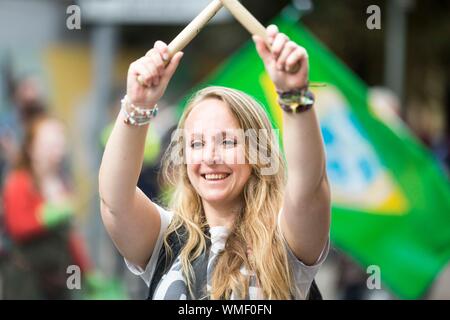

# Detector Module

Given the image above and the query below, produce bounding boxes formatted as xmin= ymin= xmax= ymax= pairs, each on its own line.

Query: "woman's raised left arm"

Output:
xmin=254 ymin=25 xmax=330 ymax=266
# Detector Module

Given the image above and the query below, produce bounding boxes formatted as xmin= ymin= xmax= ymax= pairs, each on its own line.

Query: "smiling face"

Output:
xmin=183 ymin=98 xmax=252 ymax=208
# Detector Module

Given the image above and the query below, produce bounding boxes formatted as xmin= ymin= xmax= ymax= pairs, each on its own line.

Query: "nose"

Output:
xmin=204 ymin=137 xmax=222 ymax=165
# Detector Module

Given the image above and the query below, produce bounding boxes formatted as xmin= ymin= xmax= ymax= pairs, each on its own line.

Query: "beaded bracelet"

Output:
xmin=277 ymin=87 xmax=315 ymax=114
xmin=121 ymin=95 xmax=158 ymax=126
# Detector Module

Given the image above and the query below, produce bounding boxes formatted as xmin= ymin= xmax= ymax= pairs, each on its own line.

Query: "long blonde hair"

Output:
xmin=160 ymin=86 xmax=295 ymax=299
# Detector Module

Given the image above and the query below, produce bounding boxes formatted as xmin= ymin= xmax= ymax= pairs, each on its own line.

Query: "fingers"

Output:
xmin=253 ymin=35 xmax=271 ymax=63
xmin=266 ymin=24 xmax=278 ymax=45
xmin=148 ymin=54 xmax=164 ymax=86
xmin=160 ymin=51 xmax=184 ymax=85
xmin=152 ymin=40 xmax=170 ymax=61
xmin=285 ymin=47 xmax=308 ymax=73
xmin=262 ymin=25 xmax=308 ymax=74
xmin=285 ymin=50 xmax=301 ymax=73
xmin=148 ymin=49 xmax=165 ymax=75
xmin=277 ymin=41 xmax=297 ymax=71
xmin=134 ymin=41 xmax=172 ymax=87
xmin=131 ymin=59 xmax=156 ymax=87
xmin=271 ymin=33 xmax=289 ymax=60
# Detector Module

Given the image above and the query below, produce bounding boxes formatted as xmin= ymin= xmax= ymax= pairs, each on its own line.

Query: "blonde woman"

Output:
xmin=99 ymin=25 xmax=330 ymax=300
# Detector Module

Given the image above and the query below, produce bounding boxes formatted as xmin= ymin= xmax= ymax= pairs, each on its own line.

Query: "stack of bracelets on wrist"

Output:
xmin=277 ymin=86 xmax=315 ymax=114
xmin=121 ymin=95 xmax=158 ymax=126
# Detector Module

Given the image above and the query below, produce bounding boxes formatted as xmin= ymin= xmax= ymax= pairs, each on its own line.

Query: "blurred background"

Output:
xmin=0 ymin=0 xmax=449 ymax=300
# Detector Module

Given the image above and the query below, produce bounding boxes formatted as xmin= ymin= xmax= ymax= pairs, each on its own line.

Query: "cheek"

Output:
xmin=231 ymin=164 xmax=252 ymax=186
xmin=223 ymin=145 xmax=247 ymax=165
xmin=187 ymin=164 xmax=200 ymax=183
xmin=185 ymin=146 xmax=203 ymax=164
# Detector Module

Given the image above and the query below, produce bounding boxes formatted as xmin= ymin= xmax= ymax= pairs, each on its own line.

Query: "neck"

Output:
xmin=202 ymin=199 xmax=242 ymax=229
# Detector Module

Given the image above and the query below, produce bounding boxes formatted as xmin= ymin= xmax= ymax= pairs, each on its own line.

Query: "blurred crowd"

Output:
xmin=0 ymin=73 xmax=178 ymax=299
xmin=0 ymin=75 xmax=94 ymax=299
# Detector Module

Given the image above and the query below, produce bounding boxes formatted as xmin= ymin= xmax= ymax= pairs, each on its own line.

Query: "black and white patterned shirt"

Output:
xmin=126 ymin=203 xmax=329 ymax=300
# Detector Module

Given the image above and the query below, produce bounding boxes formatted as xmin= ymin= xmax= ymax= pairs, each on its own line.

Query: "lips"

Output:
xmin=201 ymin=173 xmax=231 ymax=181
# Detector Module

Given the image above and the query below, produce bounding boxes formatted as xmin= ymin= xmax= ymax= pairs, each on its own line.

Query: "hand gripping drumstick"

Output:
xmin=138 ymin=0 xmax=224 ymax=84
xmin=219 ymin=0 xmax=300 ymax=73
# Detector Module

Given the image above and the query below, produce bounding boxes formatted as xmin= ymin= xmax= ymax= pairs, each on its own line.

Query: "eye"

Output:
xmin=190 ymin=140 xmax=204 ymax=149
xmin=222 ymin=139 xmax=237 ymax=148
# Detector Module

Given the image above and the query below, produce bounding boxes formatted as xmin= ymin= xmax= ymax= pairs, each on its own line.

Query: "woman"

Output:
xmin=2 ymin=115 xmax=91 ymax=299
xmin=99 ymin=25 xmax=331 ymax=300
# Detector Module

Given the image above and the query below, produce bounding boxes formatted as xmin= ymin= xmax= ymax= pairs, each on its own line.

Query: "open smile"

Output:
xmin=201 ymin=173 xmax=231 ymax=181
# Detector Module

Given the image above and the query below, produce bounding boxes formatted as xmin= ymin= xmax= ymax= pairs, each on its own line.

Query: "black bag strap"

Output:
xmin=148 ymin=225 xmax=323 ymax=300
xmin=148 ymin=225 xmax=211 ymax=299
xmin=147 ymin=226 xmax=187 ymax=299
xmin=190 ymin=228 xmax=211 ymax=300
xmin=308 ymin=279 xmax=323 ymax=300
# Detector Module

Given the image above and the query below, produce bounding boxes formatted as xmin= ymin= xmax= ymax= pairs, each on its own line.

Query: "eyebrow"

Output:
xmin=189 ymin=130 xmax=238 ymax=140
xmin=190 ymin=133 xmax=203 ymax=140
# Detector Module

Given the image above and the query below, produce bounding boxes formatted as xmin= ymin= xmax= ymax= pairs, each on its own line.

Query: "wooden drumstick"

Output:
xmin=167 ymin=0 xmax=224 ymax=56
xmin=138 ymin=0 xmax=224 ymax=85
xmin=219 ymin=0 xmax=300 ymax=73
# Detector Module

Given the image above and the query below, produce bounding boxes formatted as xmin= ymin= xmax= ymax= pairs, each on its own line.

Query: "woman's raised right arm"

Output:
xmin=99 ymin=41 xmax=183 ymax=269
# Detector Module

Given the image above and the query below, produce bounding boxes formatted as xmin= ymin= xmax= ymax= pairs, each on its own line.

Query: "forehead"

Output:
xmin=184 ymin=98 xmax=241 ymax=134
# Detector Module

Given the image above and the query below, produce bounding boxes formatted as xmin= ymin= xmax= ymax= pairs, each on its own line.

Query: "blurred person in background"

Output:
xmin=0 ymin=75 xmax=47 ymax=179
xmin=1 ymin=115 xmax=92 ymax=299
xmin=431 ymin=85 xmax=450 ymax=175
xmin=0 ymin=74 xmax=48 ymax=299
xmin=369 ymin=86 xmax=450 ymax=175
xmin=335 ymin=253 xmax=373 ymax=300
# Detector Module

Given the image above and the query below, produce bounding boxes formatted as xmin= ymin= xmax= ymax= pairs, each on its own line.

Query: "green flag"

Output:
xmin=178 ymin=10 xmax=450 ymax=299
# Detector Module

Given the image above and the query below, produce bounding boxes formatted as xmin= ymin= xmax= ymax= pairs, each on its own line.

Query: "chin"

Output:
xmin=200 ymin=191 xmax=231 ymax=204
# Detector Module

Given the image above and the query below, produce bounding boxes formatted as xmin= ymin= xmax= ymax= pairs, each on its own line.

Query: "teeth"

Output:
xmin=204 ymin=173 xmax=228 ymax=180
